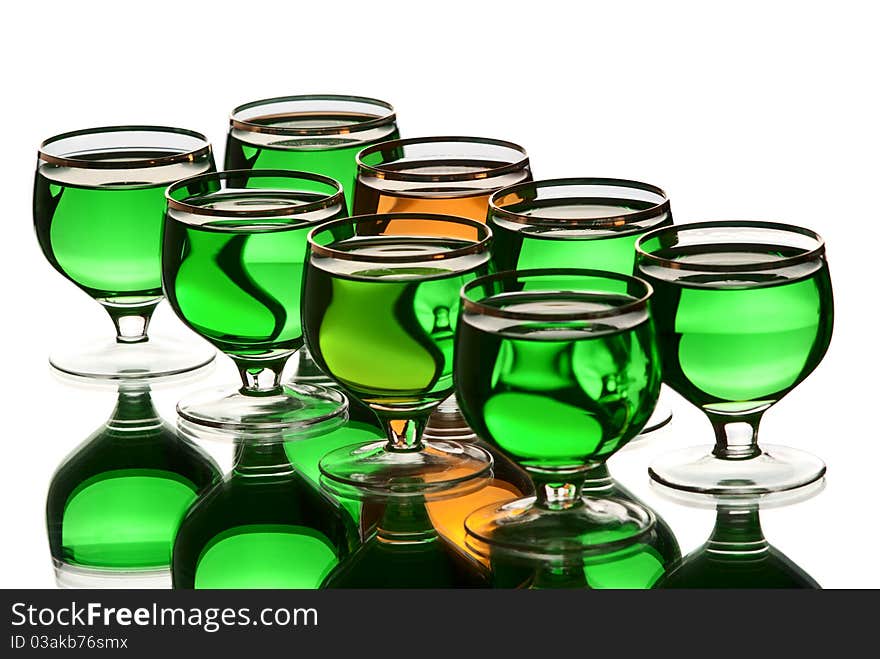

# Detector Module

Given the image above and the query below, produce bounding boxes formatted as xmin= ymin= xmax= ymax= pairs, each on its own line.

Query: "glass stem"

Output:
xmin=707 ymin=505 xmax=768 ymax=555
xmin=531 ymin=470 xmax=588 ymax=511
xmin=233 ymin=356 xmax=288 ymax=396
xmin=707 ymin=409 xmax=765 ymax=460
xmin=104 ymin=301 xmax=159 ymax=344
xmin=377 ymin=414 xmax=427 ymax=452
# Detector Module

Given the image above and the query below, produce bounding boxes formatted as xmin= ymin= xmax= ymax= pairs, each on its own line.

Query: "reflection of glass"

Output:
xmin=488 ymin=177 xmax=674 ymax=434
xmin=485 ymin=465 xmax=680 ymax=589
xmin=172 ymin=435 xmax=359 ymax=589
xmin=162 ymin=170 xmax=348 ymax=434
xmin=457 ymin=269 xmax=661 ymax=557
xmin=322 ymin=496 xmax=490 ymax=588
xmin=46 ymin=384 xmax=221 ymax=588
xmin=34 ymin=126 xmax=216 ymax=381
xmin=657 ymin=504 xmax=819 ymax=588
xmin=226 ymin=94 xmax=398 ymax=212
xmin=303 ymin=214 xmax=494 ymax=500
xmin=636 ymin=222 xmax=834 ymax=495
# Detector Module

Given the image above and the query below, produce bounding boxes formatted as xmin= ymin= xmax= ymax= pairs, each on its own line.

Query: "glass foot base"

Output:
xmin=649 ymin=444 xmax=826 ymax=496
xmin=53 ymin=560 xmax=170 ymax=589
xmin=650 ymin=476 xmax=826 ymax=509
xmin=464 ymin=496 xmax=655 ymax=562
xmin=177 ymin=383 xmax=347 ymax=439
xmin=49 ymin=335 xmax=215 ymax=384
xmin=319 ymin=439 xmax=493 ymax=501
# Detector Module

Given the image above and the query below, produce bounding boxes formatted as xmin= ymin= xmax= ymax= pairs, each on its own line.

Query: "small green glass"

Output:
xmin=34 ymin=126 xmax=217 ymax=381
xmin=162 ymin=170 xmax=348 ymax=435
xmin=456 ymin=269 xmax=662 ymax=558
xmin=636 ymin=221 xmax=834 ymax=495
xmin=488 ymin=177 xmax=673 ymax=434
xmin=46 ymin=384 xmax=221 ymax=587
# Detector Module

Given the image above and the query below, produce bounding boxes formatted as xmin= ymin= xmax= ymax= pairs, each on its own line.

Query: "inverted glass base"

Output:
xmin=464 ymin=496 xmax=655 ymax=562
xmin=177 ymin=383 xmax=347 ymax=439
xmin=53 ymin=559 xmax=170 ymax=589
xmin=319 ymin=440 xmax=493 ymax=501
xmin=649 ymin=444 xmax=826 ymax=496
xmin=49 ymin=334 xmax=215 ymax=384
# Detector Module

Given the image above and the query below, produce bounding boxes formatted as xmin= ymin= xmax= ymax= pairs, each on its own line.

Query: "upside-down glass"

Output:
xmin=456 ymin=269 xmax=662 ymax=556
xmin=226 ymin=95 xmax=399 ymax=386
xmin=635 ymin=221 xmax=833 ymax=495
xmin=226 ymin=94 xmax=398 ymax=213
xmin=302 ymin=214 xmax=494 ymax=500
xmin=162 ymin=170 xmax=348 ymax=434
xmin=488 ymin=176 xmax=674 ymax=434
xmin=34 ymin=126 xmax=217 ymax=380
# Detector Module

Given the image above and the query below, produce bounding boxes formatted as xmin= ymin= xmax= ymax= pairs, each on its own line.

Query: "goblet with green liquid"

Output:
xmin=162 ymin=170 xmax=348 ymax=434
xmin=636 ymin=221 xmax=833 ymax=495
xmin=488 ymin=177 xmax=675 ymax=435
xmin=34 ymin=126 xmax=217 ymax=381
xmin=456 ymin=269 xmax=662 ymax=560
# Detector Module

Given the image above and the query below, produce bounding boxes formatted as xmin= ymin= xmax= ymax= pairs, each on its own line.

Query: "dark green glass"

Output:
xmin=636 ymin=221 xmax=833 ymax=495
xmin=46 ymin=385 xmax=221 ymax=587
xmin=489 ymin=177 xmax=671 ymax=275
xmin=226 ymin=95 xmax=398 ymax=212
xmin=322 ymin=497 xmax=490 ymax=588
xmin=657 ymin=506 xmax=820 ymax=588
xmin=172 ymin=439 xmax=358 ymax=589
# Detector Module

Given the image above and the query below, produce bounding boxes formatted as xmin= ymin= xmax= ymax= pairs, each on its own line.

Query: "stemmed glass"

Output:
xmin=226 ymin=94 xmax=398 ymax=212
xmin=455 ymin=269 xmax=662 ymax=557
xmin=34 ymin=126 xmax=217 ymax=381
xmin=226 ymin=95 xmax=399 ymax=385
xmin=302 ymin=213 xmax=495 ymax=500
xmin=162 ymin=170 xmax=348 ymax=434
xmin=488 ymin=176 xmax=674 ymax=434
xmin=635 ymin=221 xmax=834 ymax=495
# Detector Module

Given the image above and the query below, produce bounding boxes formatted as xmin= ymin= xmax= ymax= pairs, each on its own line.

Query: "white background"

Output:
xmin=2 ymin=0 xmax=877 ymax=588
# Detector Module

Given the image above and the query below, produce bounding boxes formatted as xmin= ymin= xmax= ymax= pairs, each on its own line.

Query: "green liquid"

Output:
xmin=46 ymin=389 xmax=221 ymax=570
xmin=657 ymin=507 xmax=820 ymax=588
xmin=638 ymin=245 xmax=833 ymax=408
xmin=490 ymin=199 xmax=669 ymax=275
xmin=304 ymin=238 xmax=491 ymax=409
xmin=226 ymin=118 xmax=399 ymax=212
xmin=456 ymin=293 xmax=660 ymax=469
xmin=322 ymin=498 xmax=490 ymax=588
xmin=172 ymin=441 xmax=358 ymax=589
xmin=34 ymin=152 xmax=213 ymax=303
xmin=163 ymin=193 xmax=344 ymax=359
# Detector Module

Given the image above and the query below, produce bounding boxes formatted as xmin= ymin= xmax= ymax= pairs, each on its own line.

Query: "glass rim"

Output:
xmin=165 ymin=169 xmax=345 ymax=219
xmin=488 ymin=177 xmax=670 ymax=227
xmin=635 ymin=220 xmax=827 ymax=272
xmin=461 ymin=268 xmax=654 ymax=322
xmin=229 ymin=94 xmax=396 ymax=136
xmin=307 ymin=212 xmax=493 ymax=263
xmin=38 ymin=125 xmax=212 ymax=169
xmin=356 ymin=136 xmax=530 ymax=183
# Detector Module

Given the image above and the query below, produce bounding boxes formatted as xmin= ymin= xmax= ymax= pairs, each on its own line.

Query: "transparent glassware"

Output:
xmin=172 ymin=431 xmax=360 ymax=589
xmin=321 ymin=495 xmax=491 ymax=588
xmin=46 ymin=383 xmax=221 ymax=588
xmin=226 ymin=94 xmax=398 ymax=213
xmin=635 ymin=221 xmax=834 ymax=495
xmin=353 ymin=136 xmax=532 ymax=442
xmin=33 ymin=126 xmax=217 ymax=381
xmin=456 ymin=269 xmax=662 ymax=557
xmin=226 ymin=95 xmax=400 ymax=390
xmin=302 ymin=213 xmax=495 ymax=500
xmin=162 ymin=170 xmax=349 ymax=435
xmin=656 ymin=504 xmax=820 ymax=588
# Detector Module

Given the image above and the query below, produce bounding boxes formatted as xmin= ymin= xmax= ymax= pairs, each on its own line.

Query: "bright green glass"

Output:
xmin=46 ymin=387 xmax=221 ymax=578
xmin=226 ymin=95 xmax=398 ymax=211
xmin=489 ymin=177 xmax=671 ymax=277
xmin=172 ymin=440 xmax=358 ymax=589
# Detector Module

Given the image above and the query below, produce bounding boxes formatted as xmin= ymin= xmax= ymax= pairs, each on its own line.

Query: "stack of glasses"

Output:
xmin=36 ymin=95 xmax=833 ymax=589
